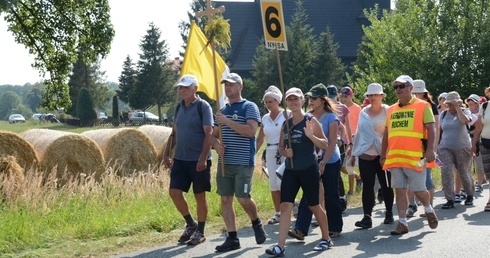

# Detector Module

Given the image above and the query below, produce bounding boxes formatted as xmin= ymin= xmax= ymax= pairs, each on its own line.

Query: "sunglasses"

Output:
xmin=393 ymin=83 xmax=407 ymax=90
xmin=308 ymin=96 xmax=319 ymax=101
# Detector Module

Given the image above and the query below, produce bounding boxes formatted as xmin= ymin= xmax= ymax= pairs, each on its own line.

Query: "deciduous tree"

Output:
xmin=1 ymin=0 xmax=114 ymax=110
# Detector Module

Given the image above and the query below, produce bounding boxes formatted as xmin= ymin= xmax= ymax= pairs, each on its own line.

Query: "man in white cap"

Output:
xmin=163 ymin=74 xmax=214 ymax=245
xmin=381 ymin=75 xmax=438 ymax=235
xmin=212 ymin=72 xmax=267 ymax=251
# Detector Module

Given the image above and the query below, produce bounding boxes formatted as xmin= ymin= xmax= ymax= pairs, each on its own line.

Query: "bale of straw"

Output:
xmin=0 ymin=155 xmax=25 ymax=198
xmin=81 ymin=128 xmax=158 ymax=176
xmin=0 ymin=130 xmax=39 ymax=172
xmin=137 ymin=125 xmax=172 ymax=160
xmin=21 ymin=129 xmax=104 ymax=184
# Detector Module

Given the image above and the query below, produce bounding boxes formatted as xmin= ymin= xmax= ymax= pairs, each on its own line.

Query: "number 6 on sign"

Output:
xmin=260 ymin=0 xmax=288 ymax=51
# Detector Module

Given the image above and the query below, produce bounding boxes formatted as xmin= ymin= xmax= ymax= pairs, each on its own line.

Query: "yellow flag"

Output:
xmin=180 ymin=22 xmax=229 ymax=107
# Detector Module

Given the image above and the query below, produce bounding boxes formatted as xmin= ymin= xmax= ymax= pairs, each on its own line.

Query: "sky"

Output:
xmin=0 ymin=0 xmax=197 ymax=85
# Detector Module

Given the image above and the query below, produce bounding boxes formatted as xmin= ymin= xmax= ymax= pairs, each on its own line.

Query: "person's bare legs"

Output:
xmin=237 ymin=196 xmax=260 ymax=221
xmin=221 ymin=196 xmax=237 ymax=231
xmin=271 ymin=190 xmax=281 ymax=213
xmin=310 ymin=204 xmax=330 ymax=240
xmin=277 ymin=202 xmax=293 ymax=249
xmin=195 ymin=192 xmax=208 ymax=223
xmin=395 ymin=188 xmax=408 ymax=221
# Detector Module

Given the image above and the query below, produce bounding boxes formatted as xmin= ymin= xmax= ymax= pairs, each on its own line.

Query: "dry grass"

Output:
xmin=82 ymin=128 xmax=158 ymax=176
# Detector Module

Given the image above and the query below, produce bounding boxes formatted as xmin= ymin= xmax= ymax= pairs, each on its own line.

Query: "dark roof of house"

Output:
xmin=218 ymin=0 xmax=390 ymax=75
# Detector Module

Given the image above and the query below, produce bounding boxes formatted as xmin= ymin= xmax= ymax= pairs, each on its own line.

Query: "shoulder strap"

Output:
xmin=483 ymin=102 xmax=488 ymax=119
xmin=175 ymin=99 xmax=204 ymax=121
xmin=441 ymin=110 xmax=447 ymax=120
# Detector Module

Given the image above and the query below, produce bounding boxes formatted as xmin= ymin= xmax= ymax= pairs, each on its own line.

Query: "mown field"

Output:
xmin=0 ymin=121 xmax=442 ymax=257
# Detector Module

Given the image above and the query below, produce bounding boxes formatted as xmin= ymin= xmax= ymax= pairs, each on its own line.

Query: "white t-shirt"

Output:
xmin=262 ymin=110 xmax=289 ymax=148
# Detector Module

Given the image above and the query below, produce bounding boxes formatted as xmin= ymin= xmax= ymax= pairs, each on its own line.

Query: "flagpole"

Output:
xmin=196 ymin=0 xmax=227 ymax=177
xmin=275 ymin=46 xmax=293 ymax=168
xmin=211 ymin=41 xmax=226 ymax=177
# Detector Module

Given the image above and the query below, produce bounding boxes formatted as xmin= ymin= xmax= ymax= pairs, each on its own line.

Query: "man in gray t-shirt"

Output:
xmin=163 ymin=74 xmax=213 ymax=245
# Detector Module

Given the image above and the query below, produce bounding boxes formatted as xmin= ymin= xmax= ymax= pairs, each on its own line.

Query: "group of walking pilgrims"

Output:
xmin=162 ymin=72 xmax=490 ymax=257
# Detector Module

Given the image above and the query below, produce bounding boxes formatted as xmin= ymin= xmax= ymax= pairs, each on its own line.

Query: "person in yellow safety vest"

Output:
xmin=380 ymin=75 xmax=439 ymax=235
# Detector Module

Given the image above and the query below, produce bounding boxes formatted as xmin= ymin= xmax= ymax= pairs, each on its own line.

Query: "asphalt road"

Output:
xmin=116 ymin=187 xmax=490 ymax=258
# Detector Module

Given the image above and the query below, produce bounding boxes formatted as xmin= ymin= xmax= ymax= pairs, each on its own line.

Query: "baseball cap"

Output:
xmin=285 ymin=87 xmax=304 ymax=99
xmin=393 ymin=75 xmax=414 ymax=86
xmin=176 ymin=74 xmax=198 ymax=87
xmin=305 ymin=83 xmax=328 ymax=98
xmin=221 ymin=73 xmax=243 ymax=84
xmin=341 ymin=86 xmax=354 ymax=96
xmin=326 ymin=85 xmax=339 ymax=99
xmin=438 ymin=92 xmax=448 ymax=100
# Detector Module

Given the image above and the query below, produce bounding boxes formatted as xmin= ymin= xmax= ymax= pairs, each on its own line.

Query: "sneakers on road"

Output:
xmin=340 ymin=197 xmax=348 ymax=212
xmin=313 ymin=239 xmax=333 ymax=251
xmin=475 ymin=184 xmax=483 ymax=192
xmin=215 ymin=236 xmax=240 ymax=252
xmin=187 ymin=231 xmax=206 ymax=245
xmin=178 ymin=224 xmax=197 ymax=243
xmin=265 ymin=244 xmax=285 ymax=257
xmin=390 ymin=222 xmax=409 ymax=235
xmin=454 ymin=194 xmax=462 ymax=203
xmin=288 ymin=229 xmax=305 ymax=241
xmin=253 ymin=221 xmax=267 ymax=244
xmin=442 ymin=200 xmax=455 ymax=209
xmin=406 ymin=205 xmax=417 ymax=217
xmin=268 ymin=214 xmax=280 ymax=225
xmin=355 ymin=216 xmax=372 ymax=229
xmin=425 ymin=211 xmax=438 ymax=229
xmin=464 ymin=195 xmax=474 ymax=205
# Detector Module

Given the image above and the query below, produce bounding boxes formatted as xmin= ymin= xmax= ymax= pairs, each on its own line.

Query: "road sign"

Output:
xmin=260 ymin=0 xmax=288 ymax=51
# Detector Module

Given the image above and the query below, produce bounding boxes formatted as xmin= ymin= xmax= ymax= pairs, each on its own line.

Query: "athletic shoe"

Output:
xmin=288 ymin=229 xmax=305 ymax=241
xmin=355 ymin=216 xmax=372 ymax=229
xmin=253 ymin=221 xmax=267 ymax=244
xmin=215 ymin=236 xmax=240 ymax=252
xmin=313 ymin=239 xmax=333 ymax=251
xmin=425 ymin=211 xmax=438 ymax=229
xmin=441 ymin=200 xmax=455 ymax=209
xmin=265 ymin=244 xmax=285 ymax=257
xmin=475 ymin=184 xmax=483 ymax=192
xmin=178 ymin=224 xmax=197 ymax=243
xmin=454 ymin=194 xmax=462 ymax=203
xmin=268 ymin=214 xmax=280 ymax=225
xmin=390 ymin=222 xmax=409 ymax=235
xmin=406 ymin=205 xmax=417 ymax=217
xmin=460 ymin=190 xmax=467 ymax=200
xmin=187 ymin=231 xmax=206 ymax=245
xmin=464 ymin=195 xmax=474 ymax=205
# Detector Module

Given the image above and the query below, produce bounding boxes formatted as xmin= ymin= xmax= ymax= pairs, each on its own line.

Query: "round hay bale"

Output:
xmin=137 ymin=125 xmax=172 ymax=160
xmin=0 ymin=155 xmax=25 ymax=198
xmin=81 ymin=128 xmax=158 ymax=176
xmin=0 ymin=130 xmax=39 ymax=171
xmin=21 ymin=129 xmax=105 ymax=184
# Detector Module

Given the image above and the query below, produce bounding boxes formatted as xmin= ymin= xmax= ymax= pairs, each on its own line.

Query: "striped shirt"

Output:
xmin=217 ymin=99 xmax=261 ymax=165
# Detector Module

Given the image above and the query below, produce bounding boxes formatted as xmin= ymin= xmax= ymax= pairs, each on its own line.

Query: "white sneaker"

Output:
xmin=268 ymin=214 xmax=280 ymax=224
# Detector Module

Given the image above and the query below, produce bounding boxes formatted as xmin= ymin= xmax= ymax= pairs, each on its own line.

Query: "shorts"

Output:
xmin=280 ymin=164 xmax=321 ymax=206
xmin=390 ymin=167 xmax=427 ymax=192
xmin=169 ymin=159 xmax=211 ymax=194
xmin=216 ymin=164 xmax=254 ymax=198
xmin=342 ymin=152 xmax=355 ymax=175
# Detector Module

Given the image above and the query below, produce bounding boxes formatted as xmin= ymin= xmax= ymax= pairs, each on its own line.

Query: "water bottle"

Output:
xmin=416 ymin=158 xmax=426 ymax=167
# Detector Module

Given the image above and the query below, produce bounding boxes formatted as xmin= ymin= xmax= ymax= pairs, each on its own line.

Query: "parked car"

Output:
xmin=98 ymin=112 xmax=108 ymax=120
xmin=8 ymin=114 xmax=26 ymax=124
xmin=32 ymin=113 xmax=43 ymax=120
xmin=128 ymin=111 xmax=159 ymax=125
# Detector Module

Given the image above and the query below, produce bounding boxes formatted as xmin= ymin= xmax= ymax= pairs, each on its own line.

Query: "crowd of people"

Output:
xmin=163 ymin=72 xmax=490 ymax=256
